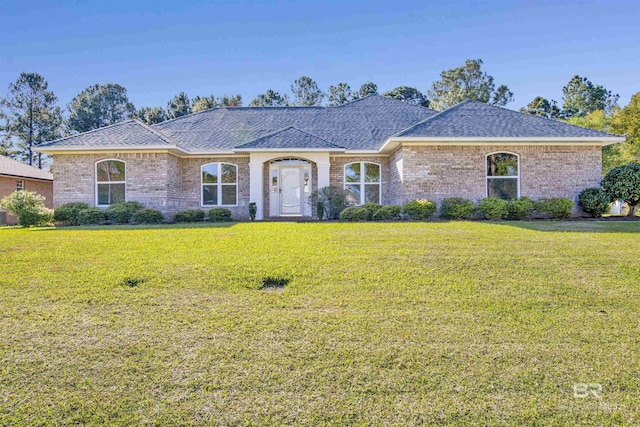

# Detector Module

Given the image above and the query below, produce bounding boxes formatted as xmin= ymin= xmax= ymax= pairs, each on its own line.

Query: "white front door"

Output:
xmin=280 ymin=167 xmax=302 ymax=215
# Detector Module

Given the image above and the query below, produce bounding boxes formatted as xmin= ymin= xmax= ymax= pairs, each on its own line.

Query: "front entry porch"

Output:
xmin=248 ymin=152 xmax=331 ymax=220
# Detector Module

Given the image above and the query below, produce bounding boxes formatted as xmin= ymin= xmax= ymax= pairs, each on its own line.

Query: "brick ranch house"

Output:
xmin=0 ymin=155 xmax=53 ymax=225
xmin=36 ymin=96 xmax=622 ymax=220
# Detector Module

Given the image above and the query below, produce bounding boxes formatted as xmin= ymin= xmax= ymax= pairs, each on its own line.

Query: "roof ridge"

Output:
xmin=394 ymin=102 xmax=464 ymax=136
xmin=39 ymin=119 xmax=137 ymax=147
xmin=131 ymin=118 xmax=176 ymax=144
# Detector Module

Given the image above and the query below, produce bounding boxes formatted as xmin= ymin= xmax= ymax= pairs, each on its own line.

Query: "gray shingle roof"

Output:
xmin=37 ymin=96 xmax=620 ymax=153
xmin=38 ymin=120 xmax=174 ymax=148
xmin=153 ymin=95 xmax=436 ymax=150
xmin=398 ymin=100 xmax=618 ymax=138
xmin=0 ymin=155 xmax=53 ymax=180
xmin=235 ymin=126 xmax=344 ymax=150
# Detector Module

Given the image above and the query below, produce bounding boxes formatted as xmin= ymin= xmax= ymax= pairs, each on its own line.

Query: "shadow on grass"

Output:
xmin=494 ymin=219 xmax=640 ymax=233
xmin=30 ymin=222 xmax=238 ymax=232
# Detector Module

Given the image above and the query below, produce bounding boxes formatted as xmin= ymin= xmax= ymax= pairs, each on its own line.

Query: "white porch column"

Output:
xmin=248 ymin=159 xmax=264 ymax=220
xmin=316 ymin=161 xmax=331 ymax=190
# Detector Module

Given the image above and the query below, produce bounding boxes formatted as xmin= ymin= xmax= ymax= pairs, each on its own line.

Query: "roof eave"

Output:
xmin=233 ymin=147 xmax=346 ymax=153
xmin=378 ymin=136 xmax=625 ymax=153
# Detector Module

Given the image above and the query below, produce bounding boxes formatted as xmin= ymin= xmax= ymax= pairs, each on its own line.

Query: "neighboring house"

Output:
xmin=36 ymin=96 xmax=622 ymax=220
xmin=0 ymin=155 xmax=53 ymax=225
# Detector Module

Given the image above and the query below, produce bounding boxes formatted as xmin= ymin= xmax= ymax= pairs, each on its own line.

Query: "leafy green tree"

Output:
xmin=192 ymin=95 xmax=217 ymax=112
xmin=562 ymin=75 xmax=619 ymax=118
xmin=383 ymin=86 xmax=429 ymax=107
xmin=291 ymin=76 xmax=324 ymax=106
xmin=67 ymin=83 xmax=135 ymax=133
xmin=520 ymin=96 xmax=561 ymax=119
xmin=428 ymin=59 xmax=514 ymax=110
xmin=608 ymin=92 xmax=640 ymax=169
xmin=358 ymin=82 xmax=378 ymax=97
xmin=600 ymin=162 xmax=640 ymax=216
xmin=249 ymin=89 xmax=290 ymax=107
xmin=0 ymin=189 xmax=52 ymax=227
xmin=135 ymin=107 xmax=166 ymax=125
xmin=0 ymin=72 xmax=62 ymax=167
xmin=328 ymin=83 xmax=358 ymax=106
xmin=218 ymin=94 xmax=242 ymax=107
xmin=166 ymin=92 xmax=192 ymax=119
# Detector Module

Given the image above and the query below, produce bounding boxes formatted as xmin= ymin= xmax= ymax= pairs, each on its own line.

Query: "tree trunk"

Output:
xmin=628 ymin=204 xmax=638 ymax=217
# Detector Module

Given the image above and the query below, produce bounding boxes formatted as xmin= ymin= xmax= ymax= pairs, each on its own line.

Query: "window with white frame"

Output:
xmin=486 ymin=152 xmax=519 ymax=200
xmin=202 ymin=162 xmax=237 ymax=206
xmin=16 ymin=180 xmax=24 ymax=191
xmin=345 ymin=162 xmax=381 ymax=204
xmin=96 ymin=160 xmax=126 ymax=206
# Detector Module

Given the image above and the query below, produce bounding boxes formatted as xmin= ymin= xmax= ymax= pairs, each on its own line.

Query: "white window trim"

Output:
xmin=485 ymin=151 xmax=520 ymax=199
xmin=95 ymin=159 xmax=126 ymax=207
xmin=344 ymin=161 xmax=382 ymax=205
xmin=16 ymin=180 xmax=24 ymax=191
xmin=201 ymin=162 xmax=238 ymax=207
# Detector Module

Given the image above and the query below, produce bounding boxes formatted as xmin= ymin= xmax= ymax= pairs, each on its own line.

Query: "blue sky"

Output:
xmin=0 ymin=0 xmax=638 ymax=111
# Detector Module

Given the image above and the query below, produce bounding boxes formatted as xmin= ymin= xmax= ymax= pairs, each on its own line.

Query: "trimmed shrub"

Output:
xmin=174 ymin=209 xmax=205 ymax=223
xmin=105 ymin=201 xmax=145 ymax=224
xmin=310 ymin=186 xmax=355 ymax=220
xmin=578 ymin=188 xmax=611 ymax=217
xmin=372 ymin=204 xmax=401 ymax=220
xmin=361 ymin=203 xmax=382 ymax=220
xmin=402 ymin=199 xmax=437 ymax=220
xmin=77 ymin=207 xmax=106 ymax=225
xmin=132 ymin=208 xmax=164 ymax=224
xmin=207 ymin=208 xmax=232 ymax=222
xmin=507 ymin=197 xmax=535 ymax=220
xmin=19 ymin=206 xmax=54 ymax=227
xmin=477 ymin=197 xmax=509 ymax=220
xmin=600 ymin=162 xmax=640 ymax=217
xmin=0 ymin=190 xmax=48 ymax=227
xmin=54 ymin=202 xmax=90 ymax=225
xmin=440 ymin=198 xmax=476 ymax=220
xmin=339 ymin=206 xmax=370 ymax=221
xmin=536 ymin=198 xmax=574 ymax=219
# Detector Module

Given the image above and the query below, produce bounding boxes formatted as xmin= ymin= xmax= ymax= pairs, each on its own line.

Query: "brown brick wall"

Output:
xmin=400 ymin=145 xmax=602 ymax=205
xmin=0 ymin=176 xmax=53 ymax=225
xmin=52 ymin=153 xmax=251 ymax=221
xmin=178 ymin=156 xmax=250 ymax=220
xmin=329 ymin=156 xmax=390 ymax=204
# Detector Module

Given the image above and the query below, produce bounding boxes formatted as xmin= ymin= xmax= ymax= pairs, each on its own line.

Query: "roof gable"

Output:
xmin=234 ymin=127 xmax=344 ymax=150
xmin=398 ymin=100 xmax=618 ymax=138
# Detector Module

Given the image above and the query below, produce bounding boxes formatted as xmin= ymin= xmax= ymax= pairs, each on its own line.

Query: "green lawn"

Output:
xmin=0 ymin=221 xmax=638 ymax=426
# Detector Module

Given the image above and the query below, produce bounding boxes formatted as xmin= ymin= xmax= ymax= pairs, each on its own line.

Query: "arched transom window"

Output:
xmin=486 ymin=152 xmax=519 ymax=200
xmin=202 ymin=162 xmax=238 ymax=206
xmin=345 ymin=162 xmax=381 ymax=204
xmin=96 ymin=159 xmax=126 ymax=206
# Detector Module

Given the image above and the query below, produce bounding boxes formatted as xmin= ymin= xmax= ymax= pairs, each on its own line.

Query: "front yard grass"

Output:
xmin=0 ymin=221 xmax=638 ymax=425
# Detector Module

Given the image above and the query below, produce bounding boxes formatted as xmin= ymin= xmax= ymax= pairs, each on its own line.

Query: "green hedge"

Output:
xmin=372 ymin=205 xmax=401 ymax=220
xmin=507 ymin=197 xmax=535 ymax=220
xmin=361 ymin=203 xmax=382 ymax=220
xmin=174 ymin=209 xmax=205 ymax=223
xmin=207 ymin=208 xmax=232 ymax=222
xmin=440 ymin=198 xmax=476 ymax=220
xmin=339 ymin=206 xmax=370 ymax=221
xmin=536 ymin=198 xmax=573 ymax=219
xmin=77 ymin=207 xmax=106 ymax=225
xmin=105 ymin=201 xmax=145 ymax=224
xmin=477 ymin=198 xmax=509 ymax=220
xmin=578 ymin=188 xmax=610 ymax=217
xmin=402 ymin=199 xmax=436 ymax=220
xmin=54 ymin=202 xmax=90 ymax=225
xmin=132 ymin=208 xmax=164 ymax=224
